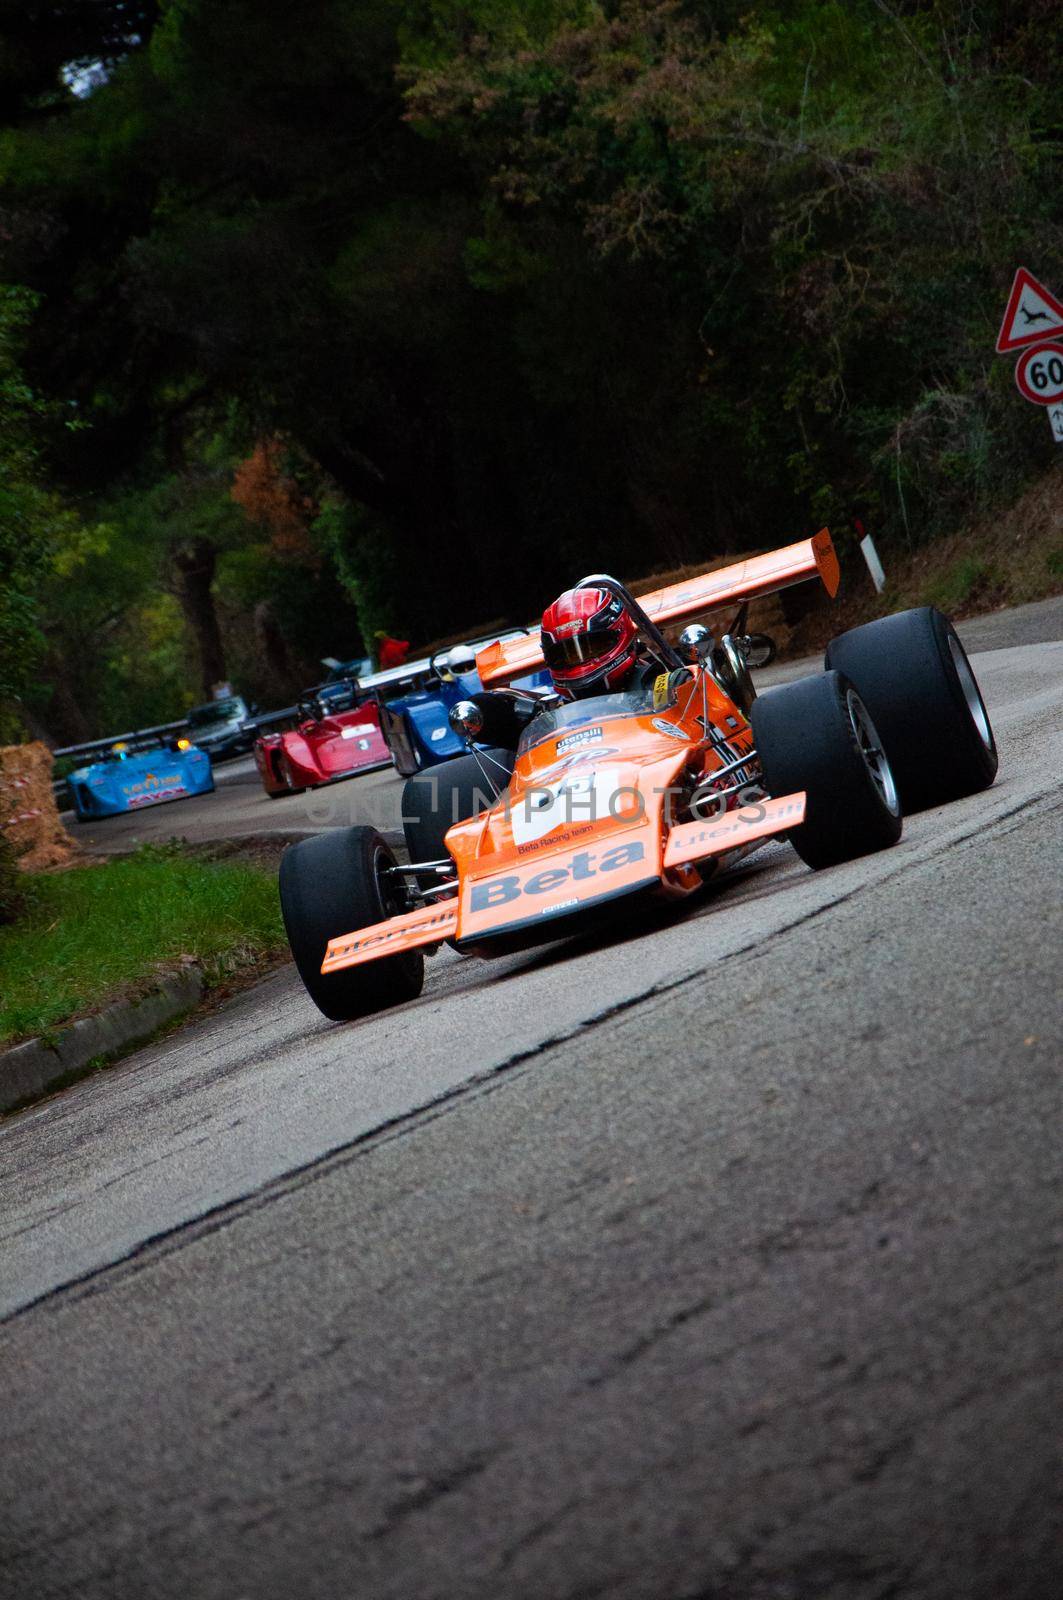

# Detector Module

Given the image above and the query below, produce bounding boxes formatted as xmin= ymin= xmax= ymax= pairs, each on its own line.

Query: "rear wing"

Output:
xmin=476 ymin=529 xmax=840 ymax=687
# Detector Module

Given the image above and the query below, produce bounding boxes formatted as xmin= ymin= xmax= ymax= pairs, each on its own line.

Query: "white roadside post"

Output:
xmin=851 ymin=516 xmax=886 ymax=593
xmin=859 ymin=533 xmax=886 ymax=592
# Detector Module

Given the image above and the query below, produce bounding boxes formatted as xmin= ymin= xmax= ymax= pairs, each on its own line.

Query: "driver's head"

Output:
xmin=540 ymin=586 xmax=639 ymax=701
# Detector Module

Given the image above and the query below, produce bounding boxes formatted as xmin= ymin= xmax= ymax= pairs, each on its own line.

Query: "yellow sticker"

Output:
xmin=653 ymin=672 xmax=671 ymax=709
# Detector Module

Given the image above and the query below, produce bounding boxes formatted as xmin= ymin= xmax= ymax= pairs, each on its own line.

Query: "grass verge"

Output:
xmin=0 ymin=842 xmax=286 ymax=1047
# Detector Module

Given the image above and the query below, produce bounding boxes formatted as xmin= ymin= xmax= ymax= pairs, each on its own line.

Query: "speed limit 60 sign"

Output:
xmin=1014 ymin=342 xmax=1063 ymax=405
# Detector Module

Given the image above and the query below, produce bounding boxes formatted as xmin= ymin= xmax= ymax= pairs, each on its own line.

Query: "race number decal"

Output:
xmin=511 ymin=771 xmax=629 ymax=848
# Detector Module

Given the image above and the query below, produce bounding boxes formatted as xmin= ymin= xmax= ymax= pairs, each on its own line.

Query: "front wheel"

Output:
xmin=825 ymin=606 xmax=997 ymax=811
xmin=402 ymin=747 xmax=514 ymax=864
xmin=751 ymin=670 xmax=902 ymax=870
xmin=279 ymin=826 xmax=424 ymax=1020
xmin=280 ymin=754 xmax=306 ymax=796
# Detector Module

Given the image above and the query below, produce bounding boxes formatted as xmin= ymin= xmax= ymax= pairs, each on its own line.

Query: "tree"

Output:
xmin=2 ymin=0 xmax=1061 ymax=672
xmin=0 ymin=285 xmax=82 ymax=739
xmin=0 ymin=0 xmax=159 ymax=123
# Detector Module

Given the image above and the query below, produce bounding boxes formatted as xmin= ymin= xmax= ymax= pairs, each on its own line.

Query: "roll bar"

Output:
xmin=573 ymin=573 xmax=686 ymax=673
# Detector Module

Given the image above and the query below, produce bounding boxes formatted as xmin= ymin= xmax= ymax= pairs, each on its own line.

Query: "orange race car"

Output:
xmin=279 ymin=531 xmax=998 ymax=1020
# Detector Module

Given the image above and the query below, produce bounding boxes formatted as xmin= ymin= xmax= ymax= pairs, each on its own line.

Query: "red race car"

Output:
xmin=254 ymin=686 xmax=392 ymax=797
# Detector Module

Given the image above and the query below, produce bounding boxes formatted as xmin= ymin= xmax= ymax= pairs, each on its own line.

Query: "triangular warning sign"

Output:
xmin=996 ymin=267 xmax=1063 ymax=353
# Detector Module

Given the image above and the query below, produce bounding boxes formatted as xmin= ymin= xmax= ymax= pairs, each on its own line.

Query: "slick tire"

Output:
xmin=280 ymin=755 xmax=306 ymax=796
xmin=825 ymin=607 xmax=996 ymax=812
xmin=279 ymin=826 xmax=424 ymax=1021
xmin=402 ymin=747 xmax=514 ymax=864
xmin=751 ymin=670 xmax=902 ymax=870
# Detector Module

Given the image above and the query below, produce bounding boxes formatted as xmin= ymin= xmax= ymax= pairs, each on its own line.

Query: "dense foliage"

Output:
xmin=1 ymin=0 xmax=1060 ymax=739
xmin=0 ymin=285 xmax=81 ymax=738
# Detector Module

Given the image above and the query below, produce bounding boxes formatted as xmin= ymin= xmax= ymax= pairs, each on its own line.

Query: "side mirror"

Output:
xmin=678 ymin=623 xmax=714 ymax=664
xmin=448 ymin=700 xmax=484 ymax=742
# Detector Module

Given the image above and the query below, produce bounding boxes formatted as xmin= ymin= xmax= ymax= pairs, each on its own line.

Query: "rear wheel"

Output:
xmin=825 ymin=607 xmax=997 ymax=811
xmin=279 ymin=826 xmax=423 ymax=1020
xmin=403 ymin=747 xmax=514 ymax=864
xmin=751 ymin=670 xmax=902 ymax=869
xmin=279 ymin=754 xmax=306 ymax=796
xmin=259 ymin=749 xmax=285 ymax=798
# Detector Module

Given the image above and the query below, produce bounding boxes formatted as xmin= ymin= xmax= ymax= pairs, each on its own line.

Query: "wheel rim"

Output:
xmin=947 ymin=633 xmax=993 ymax=751
xmin=846 ymin=688 xmax=900 ymax=816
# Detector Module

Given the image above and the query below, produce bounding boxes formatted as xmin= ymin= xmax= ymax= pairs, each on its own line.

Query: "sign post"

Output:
xmin=996 ymin=269 xmax=1063 ymax=444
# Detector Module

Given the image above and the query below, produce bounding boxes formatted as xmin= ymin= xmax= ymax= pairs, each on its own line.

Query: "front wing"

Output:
xmin=663 ymin=793 xmax=806 ymax=868
xmin=321 ymin=901 xmax=459 ymax=973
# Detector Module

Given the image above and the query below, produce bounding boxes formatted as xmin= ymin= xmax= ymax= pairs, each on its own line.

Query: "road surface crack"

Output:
xmin=494 ymin=1496 xmax=582 ymax=1574
xmin=368 ymin=1452 xmax=495 ymax=1541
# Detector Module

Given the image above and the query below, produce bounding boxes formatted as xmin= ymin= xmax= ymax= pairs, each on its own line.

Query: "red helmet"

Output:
xmin=540 ymin=586 xmax=639 ymax=700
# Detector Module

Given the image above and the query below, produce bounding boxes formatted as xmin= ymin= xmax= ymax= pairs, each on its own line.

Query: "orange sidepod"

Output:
xmin=663 ymin=792 xmax=806 ymax=869
xmin=321 ymin=900 xmax=458 ymax=975
xmin=476 ymin=531 xmax=839 ymax=686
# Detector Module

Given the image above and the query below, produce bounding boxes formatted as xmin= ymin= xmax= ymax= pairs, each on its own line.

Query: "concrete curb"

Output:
xmin=0 ymin=968 xmax=205 ymax=1114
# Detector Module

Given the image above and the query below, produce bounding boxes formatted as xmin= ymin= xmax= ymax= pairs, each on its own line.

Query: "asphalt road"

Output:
xmin=2 ymin=612 xmax=1061 ymax=1600
xmin=64 ymin=747 xmax=409 ymax=854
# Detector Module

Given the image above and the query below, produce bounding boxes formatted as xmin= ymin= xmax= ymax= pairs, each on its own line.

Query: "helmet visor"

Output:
xmin=542 ymin=626 xmax=623 ymax=673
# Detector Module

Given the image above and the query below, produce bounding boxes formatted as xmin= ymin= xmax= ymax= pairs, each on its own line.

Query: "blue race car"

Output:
xmin=374 ymin=632 xmax=551 ymax=777
xmin=67 ymin=739 xmax=215 ymax=821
